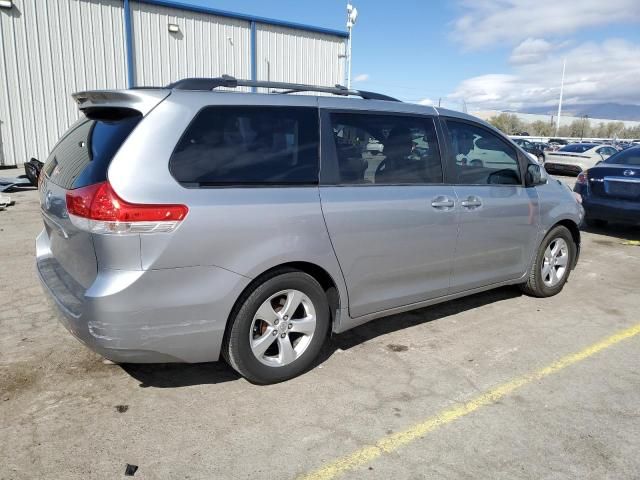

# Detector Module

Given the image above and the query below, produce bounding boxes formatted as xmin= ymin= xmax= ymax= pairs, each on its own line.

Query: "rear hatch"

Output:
xmin=588 ymin=165 xmax=640 ymax=200
xmin=39 ymin=89 xmax=169 ymax=289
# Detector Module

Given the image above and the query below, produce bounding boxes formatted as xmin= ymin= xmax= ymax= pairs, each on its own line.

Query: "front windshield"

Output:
xmin=559 ymin=144 xmax=596 ymax=153
xmin=604 ymin=147 xmax=640 ymax=165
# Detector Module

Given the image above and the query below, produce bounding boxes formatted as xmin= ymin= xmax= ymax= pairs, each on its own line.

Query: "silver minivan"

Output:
xmin=37 ymin=77 xmax=584 ymax=384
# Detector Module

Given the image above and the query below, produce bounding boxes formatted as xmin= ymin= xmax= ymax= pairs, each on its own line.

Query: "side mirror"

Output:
xmin=525 ymin=163 xmax=546 ymax=186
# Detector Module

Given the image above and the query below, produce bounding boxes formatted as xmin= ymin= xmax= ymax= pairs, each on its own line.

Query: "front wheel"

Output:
xmin=223 ymin=269 xmax=330 ymax=384
xmin=520 ymin=225 xmax=576 ymax=297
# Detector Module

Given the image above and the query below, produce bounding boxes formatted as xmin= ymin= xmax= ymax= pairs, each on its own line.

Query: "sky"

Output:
xmin=172 ymin=0 xmax=640 ymax=111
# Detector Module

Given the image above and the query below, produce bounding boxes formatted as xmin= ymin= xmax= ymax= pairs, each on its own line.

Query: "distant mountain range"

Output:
xmin=518 ymin=103 xmax=640 ymax=121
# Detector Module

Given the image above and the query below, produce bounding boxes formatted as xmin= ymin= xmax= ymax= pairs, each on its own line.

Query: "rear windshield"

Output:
xmin=604 ymin=147 xmax=640 ymax=165
xmin=559 ymin=144 xmax=596 ymax=153
xmin=43 ymin=114 xmax=141 ymax=190
xmin=169 ymin=106 xmax=319 ymax=186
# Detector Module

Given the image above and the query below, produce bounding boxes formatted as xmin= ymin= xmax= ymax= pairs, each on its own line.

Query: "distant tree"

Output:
xmin=529 ymin=120 xmax=553 ymax=136
xmin=487 ymin=113 xmax=523 ymax=135
xmin=567 ymin=119 xmax=591 ymax=138
xmin=483 ymin=113 xmax=638 ymax=140
xmin=622 ymin=125 xmax=640 ymax=139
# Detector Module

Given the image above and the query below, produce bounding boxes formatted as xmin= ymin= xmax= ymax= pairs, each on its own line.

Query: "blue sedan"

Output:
xmin=574 ymin=146 xmax=640 ymax=227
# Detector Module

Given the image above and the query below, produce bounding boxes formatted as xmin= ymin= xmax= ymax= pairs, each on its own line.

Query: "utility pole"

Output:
xmin=555 ymin=58 xmax=566 ymax=136
xmin=580 ymin=115 xmax=588 ymax=141
xmin=346 ymin=3 xmax=358 ymax=89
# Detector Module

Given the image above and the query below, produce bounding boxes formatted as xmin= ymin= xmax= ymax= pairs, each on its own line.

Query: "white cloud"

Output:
xmin=509 ymin=38 xmax=552 ymax=65
xmin=353 ymin=73 xmax=369 ymax=82
xmin=452 ymin=0 xmax=640 ymax=49
xmin=417 ymin=98 xmax=435 ymax=106
xmin=449 ymin=39 xmax=640 ymax=110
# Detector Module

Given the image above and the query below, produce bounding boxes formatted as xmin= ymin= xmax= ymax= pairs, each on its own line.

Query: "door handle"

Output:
xmin=431 ymin=196 xmax=455 ymax=209
xmin=461 ymin=196 xmax=482 ymax=209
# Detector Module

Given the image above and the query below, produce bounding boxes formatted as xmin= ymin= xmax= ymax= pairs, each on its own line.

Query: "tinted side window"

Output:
xmin=604 ymin=148 xmax=640 ymax=165
xmin=170 ymin=107 xmax=319 ymax=186
xmin=44 ymin=115 xmax=141 ymax=190
xmin=446 ymin=120 xmax=521 ymax=185
xmin=328 ymin=113 xmax=442 ymax=185
xmin=598 ymin=147 xmax=617 ymax=156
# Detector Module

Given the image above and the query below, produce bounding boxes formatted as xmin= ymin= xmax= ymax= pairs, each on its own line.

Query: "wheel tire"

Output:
xmin=223 ymin=269 xmax=330 ymax=384
xmin=585 ymin=217 xmax=607 ymax=228
xmin=520 ymin=225 xmax=576 ymax=298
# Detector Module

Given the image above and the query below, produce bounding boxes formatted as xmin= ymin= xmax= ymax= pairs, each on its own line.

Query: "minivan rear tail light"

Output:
xmin=66 ymin=181 xmax=188 ymax=234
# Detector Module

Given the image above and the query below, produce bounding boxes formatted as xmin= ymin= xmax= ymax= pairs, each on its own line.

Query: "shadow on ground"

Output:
xmin=121 ymin=361 xmax=240 ymax=388
xmin=121 ymin=286 xmax=522 ymax=388
xmin=581 ymin=223 xmax=640 ymax=242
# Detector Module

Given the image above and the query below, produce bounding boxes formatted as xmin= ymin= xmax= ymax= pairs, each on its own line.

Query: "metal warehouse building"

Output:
xmin=0 ymin=0 xmax=348 ymax=166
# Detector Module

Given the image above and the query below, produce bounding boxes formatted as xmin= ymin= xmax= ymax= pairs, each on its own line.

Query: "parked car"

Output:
xmin=545 ymin=143 xmax=618 ymax=175
xmin=574 ymin=146 xmax=640 ymax=227
xmin=36 ymin=77 xmax=584 ymax=384
xmin=512 ymin=138 xmax=545 ymax=163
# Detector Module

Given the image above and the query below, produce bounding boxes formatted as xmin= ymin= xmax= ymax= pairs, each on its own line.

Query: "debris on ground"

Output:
xmin=0 ymin=194 xmax=14 ymax=210
xmin=124 ymin=464 xmax=138 ymax=476
xmin=24 ymin=158 xmax=44 ymax=186
xmin=0 ymin=176 xmax=32 ymax=193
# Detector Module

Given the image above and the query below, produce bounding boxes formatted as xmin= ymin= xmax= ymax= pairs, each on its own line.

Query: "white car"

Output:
xmin=544 ymin=143 xmax=618 ymax=175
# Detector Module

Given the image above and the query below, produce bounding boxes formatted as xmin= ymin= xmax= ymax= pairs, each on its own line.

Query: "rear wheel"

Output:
xmin=520 ymin=225 xmax=576 ymax=297
xmin=223 ymin=269 xmax=330 ymax=384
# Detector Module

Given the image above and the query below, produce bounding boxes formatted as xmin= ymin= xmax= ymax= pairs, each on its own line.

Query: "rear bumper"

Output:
xmin=581 ymin=196 xmax=640 ymax=225
xmin=544 ymin=162 xmax=583 ymax=175
xmin=36 ymin=229 xmax=250 ymax=363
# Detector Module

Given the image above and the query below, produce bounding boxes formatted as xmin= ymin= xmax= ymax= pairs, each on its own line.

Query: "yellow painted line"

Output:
xmin=299 ymin=323 xmax=640 ymax=480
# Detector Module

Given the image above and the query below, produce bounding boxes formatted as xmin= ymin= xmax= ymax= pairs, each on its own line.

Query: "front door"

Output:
xmin=443 ymin=119 xmax=540 ymax=293
xmin=319 ymin=109 xmax=458 ymax=318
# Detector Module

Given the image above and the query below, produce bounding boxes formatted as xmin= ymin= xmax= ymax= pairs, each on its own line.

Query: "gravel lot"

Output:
xmin=1 ymin=169 xmax=639 ymax=480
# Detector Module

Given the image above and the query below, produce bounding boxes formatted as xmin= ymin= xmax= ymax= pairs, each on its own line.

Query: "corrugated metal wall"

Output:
xmin=131 ymin=2 xmax=251 ymax=87
xmin=0 ymin=0 xmax=127 ymax=167
xmin=0 ymin=1 xmax=345 ymax=166
xmin=256 ymin=24 xmax=345 ymax=88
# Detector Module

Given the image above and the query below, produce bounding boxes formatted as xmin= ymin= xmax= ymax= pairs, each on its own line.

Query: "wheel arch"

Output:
xmin=551 ymin=218 xmax=581 ymax=269
xmin=224 ymin=261 xmax=344 ymax=342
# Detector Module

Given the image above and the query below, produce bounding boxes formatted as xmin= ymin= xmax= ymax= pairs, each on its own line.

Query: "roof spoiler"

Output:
xmin=71 ymin=89 xmax=170 ymax=117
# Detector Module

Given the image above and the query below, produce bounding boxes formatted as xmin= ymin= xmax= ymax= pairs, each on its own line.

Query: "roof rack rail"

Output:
xmin=166 ymin=75 xmax=400 ymax=102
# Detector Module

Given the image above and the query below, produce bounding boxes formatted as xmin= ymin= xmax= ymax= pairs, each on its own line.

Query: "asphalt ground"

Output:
xmin=1 ymin=168 xmax=639 ymax=479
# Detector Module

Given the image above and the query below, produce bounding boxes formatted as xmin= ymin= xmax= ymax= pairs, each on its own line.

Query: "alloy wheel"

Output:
xmin=541 ymin=238 xmax=569 ymax=287
xmin=249 ymin=289 xmax=317 ymax=367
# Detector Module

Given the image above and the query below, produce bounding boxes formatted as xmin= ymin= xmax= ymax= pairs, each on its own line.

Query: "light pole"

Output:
xmin=346 ymin=3 xmax=358 ymax=89
xmin=555 ymin=58 xmax=566 ymax=136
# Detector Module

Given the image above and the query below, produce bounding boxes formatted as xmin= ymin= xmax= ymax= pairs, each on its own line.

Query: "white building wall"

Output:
xmin=256 ymin=24 xmax=346 ymax=89
xmin=0 ymin=1 xmax=345 ymax=166
xmin=0 ymin=0 xmax=127 ymax=166
xmin=131 ymin=2 xmax=251 ymax=87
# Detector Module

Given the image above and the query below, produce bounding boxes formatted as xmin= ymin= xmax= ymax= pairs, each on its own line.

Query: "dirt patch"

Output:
xmin=593 ymin=239 xmax=616 ymax=247
xmin=0 ymin=363 xmax=44 ymax=398
xmin=387 ymin=344 xmax=409 ymax=352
